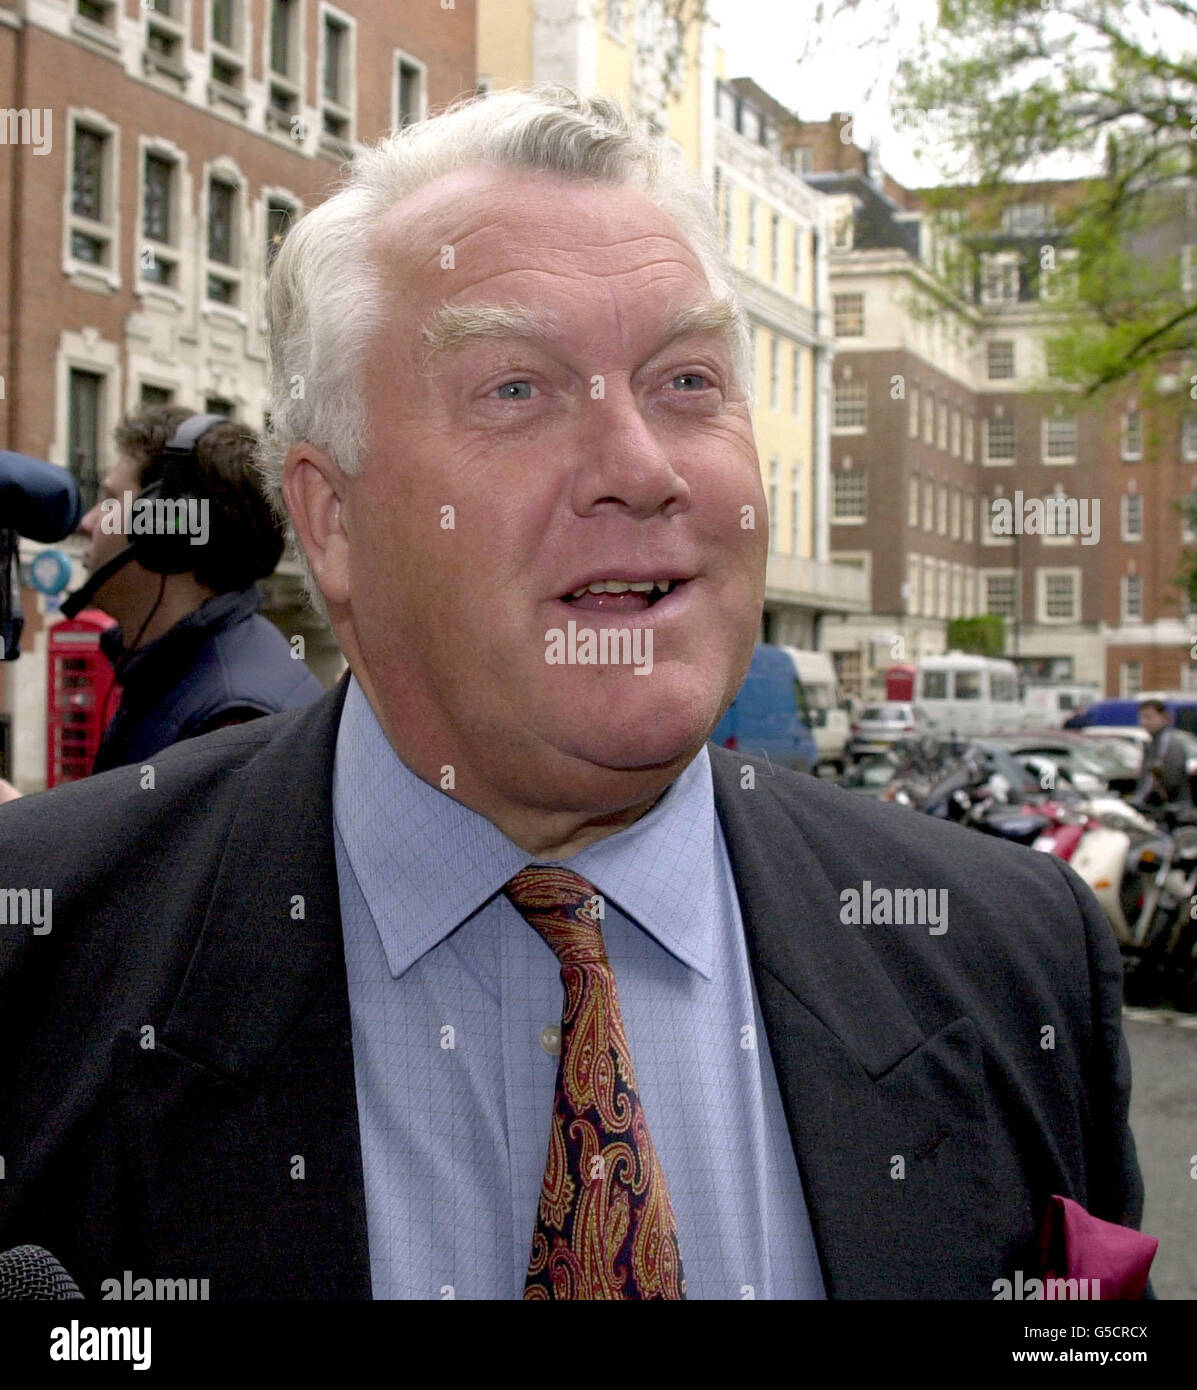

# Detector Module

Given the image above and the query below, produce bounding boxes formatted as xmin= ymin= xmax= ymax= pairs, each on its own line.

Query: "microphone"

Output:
xmin=59 ymin=546 xmax=136 ymax=620
xmin=0 ymin=452 xmax=81 ymax=541
xmin=0 ymin=1244 xmax=85 ymax=1299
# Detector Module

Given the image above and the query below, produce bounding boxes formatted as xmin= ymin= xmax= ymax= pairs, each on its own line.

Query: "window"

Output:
xmin=68 ymin=369 xmax=104 ymax=512
xmin=769 ymin=335 xmax=780 ymax=412
xmin=1121 ymin=573 xmax=1143 ymax=623
xmin=987 ymin=340 xmax=1014 ymax=379
xmin=1183 ymin=493 xmax=1197 ymax=545
xmin=69 ymin=121 xmax=115 ymax=270
xmin=210 ymin=0 xmax=246 ymax=98
xmin=982 ymin=494 xmax=1011 ymax=545
xmin=745 ymin=196 xmax=757 ymax=273
xmin=923 ymin=478 xmax=934 ymax=531
xmin=770 ymin=212 xmax=780 ymax=283
xmin=140 ymin=149 xmax=179 ymax=288
xmin=791 ymin=346 xmax=800 ymax=417
xmin=964 ymin=494 xmax=975 ymax=542
xmin=907 ymin=554 xmax=921 ymax=615
xmin=830 ymin=202 xmax=853 ymax=250
xmin=1001 ymin=202 xmax=1050 ymax=235
xmin=923 ymin=391 xmax=934 ymax=444
xmin=768 ymin=457 xmax=779 ymax=547
xmin=1121 ymin=492 xmax=1143 ymax=542
xmin=833 ymin=293 xmax=864 ymax=337
xmin=1183 ymin=411 xmax=1197 ymax=462
xmin=908 ymin=475 xmax=919 ymax=527
xmin=76 ymin=0 xmax=117 ymax=29
xmin=144 ymin=0 xmax=188 ymax=77
xmin=206 ymin=175 xmax=241 ymax=306
xmin=1122 ymin=410 xmax=1142 ymax=461
xmin=985 ymin=416 xmax=1015 ymax=463
xmin=140 ymin=382 xmax=174 ymax=406
xmin=1039 ymin=569 xmax=1079 ymax=622
xmin=833 ymin=381 xmax=867 ymax=432
xmin=721 ymin=177 xmax=734 ymax=253
xmin=396 ymin=54 xmax=425 ymax=129
xmin=270 ymin=0 xmax=295 ymax=75
xmin=980 ymin=252 xmax=1018 ymax=305
xmin=950 ymin=490 xmax=961 ymax=539
xmin=922 ymin=557 xmax=936 ymax=616
xmin=790 ymin=471 xmax=800 ymax=554
xmin=747 ymin=324 xmax=756 ymax=405
xmin=984 ymin=572 xmax=1017 ymax=618
xmin=1120 ymin=662 xmax=1142 ymax=698
xmin=951 ymin=409 xmax=961 ymax=457
xmin=909 ymin=386 xmax=919 ymax=438
xmin=266 ymin=196 xmax=296 ymax=269
xmin=1044 ymin=340 xmax=1066 ymax=378
xmin=1183 ymin=245 xmax=1197 ymax=299
xmin=604 ymin=0 xmax=624 ymax=37
xmin=937 ymin=401 xmax=947 ymax=450
xmin=1043 ymin=415 xmax=1076 ymax=463
xmin=964 ymin=416 xmax=975 ymax=463
xmin=1040 ymin=248 xmax=1079 ymax=302
xmin=937 ymin=485 xmax=948 ymax=535
xmin=321 ymin=9 xmax=354 ymax=143
xmin=204 ymin=395 xmax=235 ymax=417
xmin=832 ymin=470 xmax=866 ymax=522
xmin=792 ymin=225 xmax=801 ymax=293
xmin=266 ymin=0 xmax=302 ymax=122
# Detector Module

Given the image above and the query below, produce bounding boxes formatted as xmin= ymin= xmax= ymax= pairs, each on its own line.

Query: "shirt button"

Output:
xmin=540 ymin=1024 xmax=562 ymax=1055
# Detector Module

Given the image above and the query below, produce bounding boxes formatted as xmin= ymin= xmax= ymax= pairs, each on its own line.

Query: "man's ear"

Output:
xmin=282 ymin=444 xmax=350 ymax=607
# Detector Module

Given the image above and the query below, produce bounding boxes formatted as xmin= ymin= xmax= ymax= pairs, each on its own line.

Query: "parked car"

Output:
xmin=1072 ymin=693 xmax=1197 ymax=735
xmin=710 ymin=643 xmax=818 ymax=772
xmin=981 ymin=732 xmax=1140 ymax=797
xmin=846 ymin=702 xmax=935 ymax=760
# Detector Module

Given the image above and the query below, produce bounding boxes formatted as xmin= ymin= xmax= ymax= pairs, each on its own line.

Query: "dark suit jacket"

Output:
xmin=0 ymin=678 xmax=1145 ymax=1298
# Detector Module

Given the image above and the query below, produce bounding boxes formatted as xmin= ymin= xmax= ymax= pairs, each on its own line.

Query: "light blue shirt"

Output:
xmin=332 ymin=675 xmax=826 ymax=1300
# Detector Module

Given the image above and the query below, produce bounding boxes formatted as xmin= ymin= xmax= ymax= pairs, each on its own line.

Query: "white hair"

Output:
xmin=257 ymin=83 xmax=751 ymax=620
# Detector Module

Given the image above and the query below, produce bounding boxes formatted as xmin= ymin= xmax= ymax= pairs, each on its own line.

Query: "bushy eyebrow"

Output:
xmin=417 ymin=295 xmax=742 ymax=371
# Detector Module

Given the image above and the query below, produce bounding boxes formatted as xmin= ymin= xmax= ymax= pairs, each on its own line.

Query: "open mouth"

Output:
xmin=557 ymin=578 xmax=686 ymax=614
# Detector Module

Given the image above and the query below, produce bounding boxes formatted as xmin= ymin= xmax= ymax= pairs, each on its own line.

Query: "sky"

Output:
xmin=704 ymin=0 xmax=1194 ymax=190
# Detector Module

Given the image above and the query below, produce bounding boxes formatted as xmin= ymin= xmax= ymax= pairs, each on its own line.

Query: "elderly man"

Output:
xmin=0 ymin=88 xmax=1148 ymax=1301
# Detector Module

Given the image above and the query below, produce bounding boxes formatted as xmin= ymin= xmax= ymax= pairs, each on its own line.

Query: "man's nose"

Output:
xmin=77 ymin=505 xmax=97 ymax=539
xmin=571 ymin=386 xmax=691 ymax=519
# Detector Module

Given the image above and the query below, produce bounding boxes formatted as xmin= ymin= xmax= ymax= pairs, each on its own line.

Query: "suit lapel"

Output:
xmin=709 ymin=747 xmax=1010 ymax=1298
xmin=120 ymin=677 xmax=371 ymax=1297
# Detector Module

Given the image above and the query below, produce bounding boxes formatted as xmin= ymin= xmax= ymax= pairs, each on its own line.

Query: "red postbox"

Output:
xmin=47 ymin=610 xmax=122 ymax=787
xmin=885 ymin=662 xmax=916 ymax=703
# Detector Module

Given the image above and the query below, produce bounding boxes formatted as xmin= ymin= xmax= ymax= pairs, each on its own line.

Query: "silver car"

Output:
xmin=847 ymin=702 xmax=935 ymax=759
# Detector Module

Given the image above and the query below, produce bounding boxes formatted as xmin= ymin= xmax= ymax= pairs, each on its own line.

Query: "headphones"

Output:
xmin=61 ymin=412 xmax=228 ymax=618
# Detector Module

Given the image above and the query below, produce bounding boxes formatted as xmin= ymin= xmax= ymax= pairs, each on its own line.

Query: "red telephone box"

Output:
xmin=885 ymin=662 xmax=916 ymax=702
xmin=47 ymin=610 xmax=122 ymax=787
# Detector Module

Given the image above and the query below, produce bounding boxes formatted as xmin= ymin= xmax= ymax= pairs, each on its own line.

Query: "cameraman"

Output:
xmin=1 ymin=404 xmax=325 ymax=794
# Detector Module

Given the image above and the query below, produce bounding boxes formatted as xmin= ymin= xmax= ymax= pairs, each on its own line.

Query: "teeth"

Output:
xmin=568 ymin=579 xmax=674 ymax=598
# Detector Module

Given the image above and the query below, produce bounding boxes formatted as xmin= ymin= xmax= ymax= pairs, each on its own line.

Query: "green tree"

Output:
xmin=947 ymin=614 xmax=1006 ymax=657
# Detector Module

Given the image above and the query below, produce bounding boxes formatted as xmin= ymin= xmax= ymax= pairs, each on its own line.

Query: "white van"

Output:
xmin=782 ymin=648 xmax=850 ymax=772
xmin=915 ymin=653 xmax=1024 ymax=737
xmin=1022 ymin=683 xmax=1101 ymax=728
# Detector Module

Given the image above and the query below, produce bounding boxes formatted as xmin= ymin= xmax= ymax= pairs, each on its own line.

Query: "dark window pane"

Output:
xmin=206 ymin=272 xmax=236 ymax=304
xmin=72 ymin=128 xmax=104 ymax=221
xmin=71 ymin=230 xmax=104 ymax=263
xmin=140 ymin=383 xmax=174 ymax=406
xmin=77 ymin=0 xmax=108 ymax=24
xmin=144 ymin=154 xmax=173 ymax=243
xmin=69 ymin=370 xmax=103 ymax=512
xmin=266 ymin=200 xmax=294 ymax=267
xmin=204 ymin=396 xmax=234 ymax=417
xmin=271 ymin=0 xmax=292 ymax=74
xmin=211 ymin=0 xmax=234 ymax=47
xmin=323 ymin=20 xmax=344 ymax=103
xmin=208 ymin=180 xmax=235 ymax=263
xmin=398 ymin=61 xmax=420 ymax=127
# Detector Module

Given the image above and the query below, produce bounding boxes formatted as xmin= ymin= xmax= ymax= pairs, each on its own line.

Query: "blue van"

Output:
xmin=710 ymin=644 xmax=818 ymax=772
xmin=1075 ymin=694 xmax=1197 ymax=735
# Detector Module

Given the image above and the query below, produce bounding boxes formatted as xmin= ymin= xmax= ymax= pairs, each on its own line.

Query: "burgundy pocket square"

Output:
xmin=1037 ymin=1194 xmax=1158 ymax=1299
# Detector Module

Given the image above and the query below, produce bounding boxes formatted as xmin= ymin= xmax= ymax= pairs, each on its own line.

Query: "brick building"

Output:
xmin=0 ymin=0 xmax=476 ymax=787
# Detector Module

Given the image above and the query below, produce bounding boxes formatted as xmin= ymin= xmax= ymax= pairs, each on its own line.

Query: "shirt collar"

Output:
xmin=332 ymin=675 xmax=719 ymax=980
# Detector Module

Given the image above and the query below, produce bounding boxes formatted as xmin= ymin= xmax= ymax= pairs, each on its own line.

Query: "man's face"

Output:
xmin=339 ymin=167 xmax=766 ymax=806
xmin=76 ymin=454 xmax=151 ymax=617
xmin=1140 ymin=706 xmax=1167 ymax=736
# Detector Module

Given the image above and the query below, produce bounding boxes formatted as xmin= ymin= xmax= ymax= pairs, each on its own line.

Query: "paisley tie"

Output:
xmin=503 ymin=864 xmax=687 ymax=1300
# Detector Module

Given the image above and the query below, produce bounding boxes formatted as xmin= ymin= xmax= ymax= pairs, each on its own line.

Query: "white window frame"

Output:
xmin=319 ymin=3 xmax=357 ymax=150
xmin=982 ymin=569 xmax=1019 ymax=619
xmin=964 ymin=415 xmax=975 ymax=463
xmin=789 ymin=468 xmax=801 ymax=554
xmin=980 ymin=251 xmax=1019 ymax=306
xmin=950 ymin=489 xmax=961 ymax=539
xmin=745 ymin=195 xmax=757 ymax=274
xmin=203 ymin=161 xmax=247 ymax=319
xmin=833 ymin=292 xmax=864 ymax=337
xmin=207 ymin=0 xmax=250 ymax=109
xmin=1120 ymin=661 xmax=1142 ymax=698
xmin=1183 ymin=244 xmax=1197 ymax=299
xmin=987 ymin=340 xmax=1015 ymax=380
xmin=984 ymin=415 xmax=1015 ymax=465
xmin=950 ymin=409 xmax=961 ymax=457
xmin=263 ymin=0 xmax=306 ymax=134
xmin=909 ymin=386 xmax=919 ymax=439
xmin=1122 ymin=409 xmax=1143 ymax=461
xmin=937 ymin=484 xmax=948 ymax=536
xmin=792 ymin=221 xmax=801 ymax=294
xmin=937 ymin=401 xmax=948 ymax=450
xmin=1121 ymin=491 xmax=1143 ymax=543
xmin=832 ymin=468 xmax=866 ymax=524
xmin=1036 ymin=567 xmax=1081 ymax=624
xmin=394 ymin=48 xmax=427 ymax=131
xmin=923 ymin=478 xmax=934 ymax=532
xmin=1121 ymin=572 xmax=1143 ymax=623
xmin=770 ymin=211 xmax=780 ymax=284
xmin=1042 ymin=414 xmax=1076 ymax=465
xmin=982 ymin=493 xmax=1013 ymax=547
xmin=769 ymin=334 xmax=780 ymax=412
xmin=64 ymin=110 xmax=120 ymax=291
xmin=791 ymin=344 xmax=800 ymax=418
xmin=136 ymin=135 xmax=187 ymax=305
xmin=908 ymin=475 xmax=919 ymax=527
xmin=907 ymin=553 xmax=921 ymax=615
xmin=1182 ymin=411 xmax=1197 ymax=462
xmin=964 ymin=494 xmax=975 ymax=543
xmin=833 ymin=380 xmax=867 ymax=433
xmin=768 ymin=456 xmax=779 ymax=549
xmin=143 ymin=0 xmax=191 ymax=86
xmin=263 ymin=186 xmax=301 ymax=275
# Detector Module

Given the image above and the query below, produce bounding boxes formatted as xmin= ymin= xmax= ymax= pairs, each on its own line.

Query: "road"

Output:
xmin=1124 ymin=1009 xmax=1197 ymax=1300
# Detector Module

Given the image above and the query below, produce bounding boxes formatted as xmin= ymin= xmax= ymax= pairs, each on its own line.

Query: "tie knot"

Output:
xmin=502 ymin=865 xmax=609 ymax=966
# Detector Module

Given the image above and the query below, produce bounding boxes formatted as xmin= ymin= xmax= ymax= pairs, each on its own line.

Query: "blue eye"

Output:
xmin=493 ymin=380 xmax=535 ymax=400
xmin=670 ymin=373 xmax=710 ymax=391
